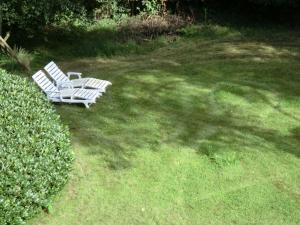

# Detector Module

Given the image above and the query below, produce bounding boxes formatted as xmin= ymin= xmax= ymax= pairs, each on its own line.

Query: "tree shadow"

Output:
xmin=56 ymin=47 xmax=300 ymax=170
xmin=14 ymin=22 xmax=299 ymax=170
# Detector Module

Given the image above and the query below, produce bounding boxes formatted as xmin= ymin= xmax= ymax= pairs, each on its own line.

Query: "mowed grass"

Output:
xmin=29 ymin=25 xmax=300 ymax=225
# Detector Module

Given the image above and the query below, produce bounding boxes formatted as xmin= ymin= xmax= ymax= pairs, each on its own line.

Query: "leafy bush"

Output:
xmin=0 ymin=0 xmax=83 ymax=35
xmin=93 ymin=0 xmax=162 ymax=19
xmin=0 ymin=69 xmax=73 ymax=224
xmin=94 ymin=0 xmax=129 ymax=20
xmin=139 ymin=0 xmax=161 ymax=14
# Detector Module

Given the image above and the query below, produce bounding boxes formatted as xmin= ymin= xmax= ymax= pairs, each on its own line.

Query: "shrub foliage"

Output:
xmin=118 ymin=14 xmax=187 ymax=40
xmin=0 ymin=69 xmax=73 ymax=224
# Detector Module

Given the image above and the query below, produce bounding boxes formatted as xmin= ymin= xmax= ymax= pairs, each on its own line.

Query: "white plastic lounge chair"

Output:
xmin=44 ymin=61 xmax=112 ymax=92
xmin=32 ymin=70 xmax=101 ymax=108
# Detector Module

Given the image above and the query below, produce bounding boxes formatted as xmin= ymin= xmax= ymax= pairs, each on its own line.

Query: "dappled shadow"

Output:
xmin=27 ymin=23 xmax=170 ymax=68
xmin=2 ymin=21 xmax=300 ymax=76
xmin=133 ymin=79 xmax=300 ymax=158
xmin=0 ymin=23 xmax=170 ymax=75
xmin=35 ymin=24 xmax=300 ymax=170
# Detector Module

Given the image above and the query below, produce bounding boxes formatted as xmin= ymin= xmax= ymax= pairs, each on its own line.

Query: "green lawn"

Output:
xmin=29 ymin=25 xmax=300 ymax=225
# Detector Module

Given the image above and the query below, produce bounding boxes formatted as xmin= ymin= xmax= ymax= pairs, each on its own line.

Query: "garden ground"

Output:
xmin=26 ymin=25 xmax=300 ymax=225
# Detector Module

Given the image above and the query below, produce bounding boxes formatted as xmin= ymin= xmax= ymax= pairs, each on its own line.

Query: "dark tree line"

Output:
xmin=0 ymin=0 xmax=299 ymax=37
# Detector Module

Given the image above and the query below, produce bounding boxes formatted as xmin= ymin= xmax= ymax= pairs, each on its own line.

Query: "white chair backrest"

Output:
xmin=32 ymin=70 xmax=58 ymax=93
xmin=44 ymin=61 xmax=69 ymax=84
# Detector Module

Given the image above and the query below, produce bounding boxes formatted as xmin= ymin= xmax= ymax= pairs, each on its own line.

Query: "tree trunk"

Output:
xmin=0 ymin=8 xmax=2 ymax=36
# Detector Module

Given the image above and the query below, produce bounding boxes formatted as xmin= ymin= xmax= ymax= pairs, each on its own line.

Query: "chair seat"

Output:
xmin=71 ymin=78 xmax=112 ymax=91
xmin=50 ymin=88 xmax=100 ymax=100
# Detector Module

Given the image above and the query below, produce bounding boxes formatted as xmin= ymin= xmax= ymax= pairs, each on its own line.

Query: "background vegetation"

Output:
xmin=1 ymin=0 xmax=299 ymax=38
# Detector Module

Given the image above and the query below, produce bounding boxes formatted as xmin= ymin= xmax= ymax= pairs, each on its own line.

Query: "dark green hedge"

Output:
xmin=0 ymin=69 xmax=73 ymax=224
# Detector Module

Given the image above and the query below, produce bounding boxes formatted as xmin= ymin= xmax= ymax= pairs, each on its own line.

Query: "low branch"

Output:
xmin=0 ymin=35 xmax=30 ymax=71
xmin=4 ymin=32 xmax=10 ymax=41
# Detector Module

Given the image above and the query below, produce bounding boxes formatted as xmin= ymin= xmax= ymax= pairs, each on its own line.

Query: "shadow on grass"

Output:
xmin=28 ymin=23 xmax=170 ymax=71
xmin=2 ymin=21 xmax=299 ymax=74
xmin=1 ymin=21 xmax=169 ymax=74
xmin=3 ymin=22 xmax=299 ymax=170
xmin=56 ymin=31 xmax=300 ymax=170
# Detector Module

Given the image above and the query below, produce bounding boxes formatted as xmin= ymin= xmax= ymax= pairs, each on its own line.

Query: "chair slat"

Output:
xmin=32 ymin=71 xmax=58 ymax=93
xmin=44 ymin=61 xmax=69 ymax=83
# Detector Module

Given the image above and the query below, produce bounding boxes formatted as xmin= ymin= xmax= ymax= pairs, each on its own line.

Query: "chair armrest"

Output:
xmin=57 ymin=81 xmax=74 ymax=90
xmin=60 ymin=92 xmax=67 ymax=101
xmin=45 ymin=90 xmax=60 ymax=95
xmin=67 ymin=72 xmax=82 ymax=79
xmin=45 ymin=90 xmax=60 ymax=99
xmin=56 ymin=91 xmax=72 ymax=101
